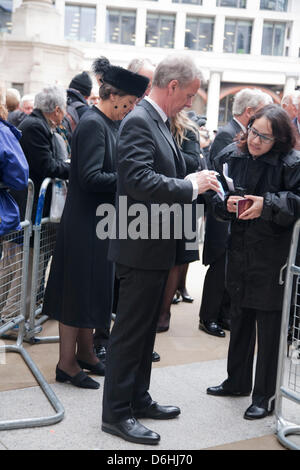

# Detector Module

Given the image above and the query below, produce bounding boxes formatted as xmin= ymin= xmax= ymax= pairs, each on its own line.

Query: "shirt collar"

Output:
xmin=233 ymin=117 xmax=246 ymax=133
xmin=144 ymin=96 xmax=168 ymax=123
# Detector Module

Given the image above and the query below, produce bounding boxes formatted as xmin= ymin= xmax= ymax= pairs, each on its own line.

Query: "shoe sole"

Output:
xmin=101 ymin=424 xmax=160 ymax=445
xmin=244 ymin=411 xmax=273 ymax=420
xmin=134 ymin=411 xmax=181 ymax=420
xmin=207 ymin=390 xmax=251 ymax=397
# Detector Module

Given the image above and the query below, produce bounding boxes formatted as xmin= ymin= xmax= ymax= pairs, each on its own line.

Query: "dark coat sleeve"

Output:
xmin=180 ymin=129 xmax=201 ymax=174
xmin=75 ymin=117 xmax=117 ymax=193
xmin=208 ymin=130 xmax=234 ymax=168
xmin=261 ymin=158 xmax=300 ymax=227
xmin=21 ymin=122 xmax=70 ymax=180
xmin=118 ymin=115 xmax=193 ymax=204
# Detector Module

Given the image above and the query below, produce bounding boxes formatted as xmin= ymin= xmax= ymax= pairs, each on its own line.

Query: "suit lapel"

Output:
xmin=139 ymin=100 xmax=186 ymax=177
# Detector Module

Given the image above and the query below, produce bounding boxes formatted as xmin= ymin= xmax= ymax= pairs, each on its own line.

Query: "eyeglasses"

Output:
xmin=248 ymin=126 xmax=275 ymax=144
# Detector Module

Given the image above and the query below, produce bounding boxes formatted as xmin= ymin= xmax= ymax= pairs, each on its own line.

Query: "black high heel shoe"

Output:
xmin=55 ymin=366 xmax=100 ymax=389
xmin=171 ymin=291 xmax=181 ymax=304
xmin=178 ymin=288 xmax=194 ymax=303
xmin=76 ymin=358 xmax=105 ymax=376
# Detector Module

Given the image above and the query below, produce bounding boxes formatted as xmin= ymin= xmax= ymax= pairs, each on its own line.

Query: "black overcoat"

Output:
xmin=42 ymin=106 xmax=118 ymax=327
xmin=213 ymin=143 xmax=300 ymax=311
xmin=202 ymin=118 xmax=242 ymax=266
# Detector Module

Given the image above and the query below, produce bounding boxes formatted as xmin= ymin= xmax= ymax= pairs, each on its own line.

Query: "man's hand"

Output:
xmin=195 ymin=170 xmax=221 ymax=195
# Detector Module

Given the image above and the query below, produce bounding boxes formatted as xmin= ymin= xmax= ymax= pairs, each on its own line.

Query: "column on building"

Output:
xmin=213 ymin=15 xmax=225 ymax=54
xmin=96 ymin=2 xmax=106 ymax=43
xmin=174 ymin=10 xmax=186 ymax=50
xmin=206 ymin=70 xmax=222 ymax=132
xmin=251 ymin=16 xmax=263 ymax=56
xmin=135 ymin=7 xmax=147 ymax=48
xmin=284 ymin=75 xmax=299 ymax=96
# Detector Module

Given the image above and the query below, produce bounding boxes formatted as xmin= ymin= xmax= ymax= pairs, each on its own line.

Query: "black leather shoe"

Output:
xmin=244 ymin=404 xmax=272 ymax=420
xmin=207 ymin=384 xmax=251 ymax=397
xmin=76 ymin=358 xmax=105 ymax=376
xmin=152 ymin=351 xmax=161 ymax=362
xmin=101 ymin=418 xmax=160 ymax=445
xmin=94 ymin=345 xmax=106 ymax=361
xmin=56 ymin=366 xmax=100 ymax=389
xmin=178 ymin=289 xmax=194 ymax=303
xmin=133 ymin=401 xmax=180 ymax=420
xmin=172 ymin=291 xmax=181 ymax=304
xmin=157 ymin=312 xmax=170 ymax=333
xmin=199 ymin=321 xmax=225 ymax=338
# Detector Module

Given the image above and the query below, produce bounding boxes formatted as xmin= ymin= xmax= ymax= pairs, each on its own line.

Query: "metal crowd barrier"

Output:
xmin=275 ymin=219 xmax=300 ymax=450
xmin=25 ymin=178 xmax=65 ymax=344
xmin=0 ymin=180 xmax=64 ymax=430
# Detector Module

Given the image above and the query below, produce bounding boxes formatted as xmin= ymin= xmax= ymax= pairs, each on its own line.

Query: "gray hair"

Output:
xmin=21 ymin=93 xmax=35 ymax=106
xmin=281 ymin=90 xmax=300 ymax=108
xmin=232 ymin=88 xmax=273 ymax=116
xmin=152 ymin=55 xmax=203 ymax=89
xmin=127 ymin=58 xmax=154 ymax=74
xmin=34 ymin=86 xmax=66 ymax=113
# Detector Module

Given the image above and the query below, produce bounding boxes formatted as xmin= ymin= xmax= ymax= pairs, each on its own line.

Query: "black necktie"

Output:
xmin=165 ymin=118 xmax=171 ymax=132
xmin=165 ymin=119 xmax=185 ymax=178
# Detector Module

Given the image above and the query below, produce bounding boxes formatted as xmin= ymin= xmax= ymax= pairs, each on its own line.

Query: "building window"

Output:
xmin=172 ymin=0 xmax=202 ymax=4
xmin=223 ymin=19 xmax=252 ymax=53
xmin=146 ymin=13 xmax=175 ymax=48
xmin=185 ymin=16 xmax=214 ymax=52
xmin=65 ymin=4 xmax=96 ymax=42
xmin=0 ymin=0 xmax=12 ymax=33
xmin=260 ymin=0 xmax=288 ymax=12
xmin=217 ymin=0 xmax=246 ymax=8
xmin=106 ymin=9 xmax=136 ymax=45
xmin=261 ymin=22 xmax=286 ymax=56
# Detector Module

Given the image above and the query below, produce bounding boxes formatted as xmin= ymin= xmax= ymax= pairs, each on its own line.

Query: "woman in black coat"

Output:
xmin=206 ymin=104 xmax=300 ymax=419
xmin=42 ymin=58 xmax=149 ymax=389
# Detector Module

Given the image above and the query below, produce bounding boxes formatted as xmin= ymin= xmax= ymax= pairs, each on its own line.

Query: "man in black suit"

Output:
xmin=101 ymin=55 xmax=220 ymax=445
xmin=199 ymin=88 xmax=273 ymax=338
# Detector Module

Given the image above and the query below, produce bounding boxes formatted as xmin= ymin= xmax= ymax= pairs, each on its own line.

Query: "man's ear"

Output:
xmin=168 ymin=80 xmax=179 ymax=95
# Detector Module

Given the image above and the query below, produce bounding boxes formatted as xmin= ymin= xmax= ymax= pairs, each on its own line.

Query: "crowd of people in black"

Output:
xmin=1 ymin=53 xmax=300 ymax=445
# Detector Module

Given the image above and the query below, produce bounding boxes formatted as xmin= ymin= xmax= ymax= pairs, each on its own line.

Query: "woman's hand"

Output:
xmin=238 ymin=195 xmax=264 ymax=220
xmin=227 ymin=195 xmax=244 ymax=213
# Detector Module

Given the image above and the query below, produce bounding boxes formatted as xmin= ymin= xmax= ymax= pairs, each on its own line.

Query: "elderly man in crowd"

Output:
xmin=101 ymin=54 xmax=220 ymax=445
xmin=7 ymin=91 xmax=34 ymax=127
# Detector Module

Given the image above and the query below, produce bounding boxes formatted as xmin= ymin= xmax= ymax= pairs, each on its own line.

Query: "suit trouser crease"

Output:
xmin=102 ymin=264 xmax=169 ymax=423
xmin=199 ymin=253 xmax=230 ymax=323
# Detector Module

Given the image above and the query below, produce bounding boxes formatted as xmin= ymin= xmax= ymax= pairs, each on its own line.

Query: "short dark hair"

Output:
xmin=237 ymin=104 xmax=296 ymax=155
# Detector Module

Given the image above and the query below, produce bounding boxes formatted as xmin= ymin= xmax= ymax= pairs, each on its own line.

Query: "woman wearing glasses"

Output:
xmin=206 ymin=104 xmax=300 ymax=420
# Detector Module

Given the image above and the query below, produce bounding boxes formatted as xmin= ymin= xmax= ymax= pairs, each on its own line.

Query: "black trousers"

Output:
xmin=222 ymin=305 xmax=282 ymax=410
xmin=199 ymin=253 xmax=231 ymax=323
xmin=102 ymin=263 xmax=169 ymax=424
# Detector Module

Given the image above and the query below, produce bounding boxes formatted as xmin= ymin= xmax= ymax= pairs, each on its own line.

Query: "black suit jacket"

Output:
xmin=108 ymin=99 xmax=193 ymax=270
xmin=203 ymin=118 xmax=243 ymax=266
